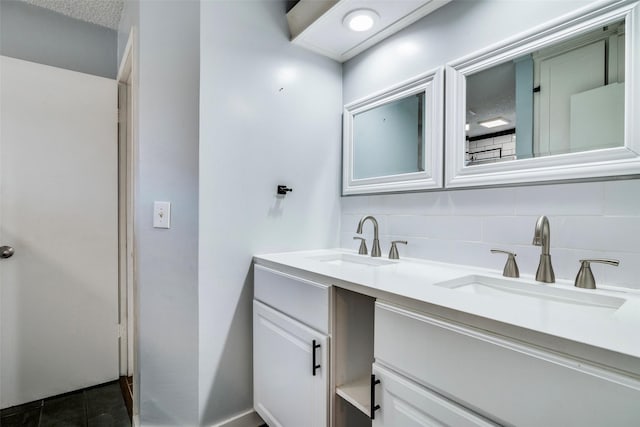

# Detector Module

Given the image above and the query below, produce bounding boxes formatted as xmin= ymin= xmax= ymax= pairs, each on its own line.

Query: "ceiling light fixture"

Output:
xmin=343 ymin=9 xmax=379 ymax=32
xmin=478 ymin=117 xmax=509 ymax=129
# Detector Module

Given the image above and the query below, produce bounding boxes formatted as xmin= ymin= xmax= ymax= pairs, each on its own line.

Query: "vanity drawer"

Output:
xmin=254 ymin=265 xmax=329 ymax=334
xmin=375 ymin=302 xmax=640 ymax=427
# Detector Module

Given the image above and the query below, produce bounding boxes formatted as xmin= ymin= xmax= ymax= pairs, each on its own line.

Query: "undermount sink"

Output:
xmin=436 ymin=275 xmax=625 ymax=314
xmin=308 ymin=253 xmax=395 ymax=267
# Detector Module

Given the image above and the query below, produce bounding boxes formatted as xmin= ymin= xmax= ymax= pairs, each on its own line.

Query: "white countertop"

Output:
xmin=254 ymin=249 xmax=640 ymax=360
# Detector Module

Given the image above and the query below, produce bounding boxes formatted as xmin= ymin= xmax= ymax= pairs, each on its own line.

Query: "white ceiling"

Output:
xmin=466 ymin=61 xmax=516 ymax=138
xmin=18 ymin=0 xmax=124 ymax=30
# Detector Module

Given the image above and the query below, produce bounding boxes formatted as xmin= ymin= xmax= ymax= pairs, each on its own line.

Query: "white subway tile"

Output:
xmin=482 ymin=216 xmax=538 ymax=246
xmin=604 ymin=179 xmax=640 ymax=216
xmin=341 ymin=214 xmax=362 ymax=235
xmin=493 ymin=134 xmax=511 ymax=144
xmin=341 ymin=232 xmax=360 ymax=251
xmin=388 ymin=216 xmax=482 ymax=241
xmin=450 ymin=187 xmax=516 ymax=216
xmin=555 ymin=216 xmax=640 ymax=252
xmin=426 ymin=216 xmax=483 ymax=241
xmin=403 ymin=238 xmax=455 ymax=263
xmin=515 ymin=182 xmax=604 ymax=215
xmin=339 ymin=177 xmax=638 ymax=290
xmin=447 ymin=241 xmax=497 ymax=269
xmin=342 ymin=195 xmax=370 ymax=214
xmin=389 ymin=215 xmax=429 ymax=237
xmin=598 ymin=251 xmax=640 ymax=289
xmin=377 ymin=192 xmax=453 ymax=216
xmin=362 ymin=196 xmax=386 ymax=215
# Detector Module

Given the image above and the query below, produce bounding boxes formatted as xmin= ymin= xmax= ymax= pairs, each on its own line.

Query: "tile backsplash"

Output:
xmin=341 ymin=179 xmax=640 ymax=290
xmin=466 ymin=133 xmax=516 ymax=164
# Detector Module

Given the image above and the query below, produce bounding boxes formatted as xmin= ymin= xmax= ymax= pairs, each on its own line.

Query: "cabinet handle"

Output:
xmin=370 ymin=374 xmax=381 ymax=420
xmin=312 ymin=340 xmax=321 ymax=376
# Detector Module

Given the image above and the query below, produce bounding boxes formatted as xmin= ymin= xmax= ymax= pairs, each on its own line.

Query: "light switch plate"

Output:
xmin=153 ymin=201 xmax=171 ymax=229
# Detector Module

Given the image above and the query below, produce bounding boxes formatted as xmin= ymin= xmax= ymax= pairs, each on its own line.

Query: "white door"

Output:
xmin=253 ymin=300 xmax=328 ymax=427
xmin=0 ymin=56 xmax=119 ymax=409
xmin=372 ymin=364 xmax=497 ymax=427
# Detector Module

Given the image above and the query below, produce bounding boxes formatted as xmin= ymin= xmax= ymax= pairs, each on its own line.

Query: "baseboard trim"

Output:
xmin=210 ymin=408 xmax=265 ymax=427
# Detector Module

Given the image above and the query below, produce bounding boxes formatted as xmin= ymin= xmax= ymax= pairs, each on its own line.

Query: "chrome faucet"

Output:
xmin=532 ymin=215 xmax=555 ymax=283
xmin=356 ymin=215 xmax=381 ymax=257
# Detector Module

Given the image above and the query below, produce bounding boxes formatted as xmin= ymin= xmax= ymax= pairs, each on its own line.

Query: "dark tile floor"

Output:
xmin=0 ymin=381 xmax=130 ymax=427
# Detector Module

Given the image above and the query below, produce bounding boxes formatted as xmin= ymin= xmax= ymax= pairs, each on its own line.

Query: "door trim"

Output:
xmin=117 ymin=26 xmax=139 ymax=419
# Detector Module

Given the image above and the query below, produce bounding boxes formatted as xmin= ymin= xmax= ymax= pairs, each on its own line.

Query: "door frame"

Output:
xmin=116 ymin=27 xmax=139 ymax=423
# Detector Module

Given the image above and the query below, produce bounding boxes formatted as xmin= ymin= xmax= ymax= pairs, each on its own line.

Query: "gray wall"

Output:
xmin=0 ymin=0 xmax=117 ymax=78
xmin=198 ymin=0 xmax=342 ymax=424
xmin=118 ymin=0 xmax=200 ymax=425
xmin=341 ymin=0 xmax=640 ymax=289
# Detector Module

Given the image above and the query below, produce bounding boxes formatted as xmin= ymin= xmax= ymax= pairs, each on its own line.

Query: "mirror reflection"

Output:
xmin=353 ymin=93 xmax=425 ymax=179
xmin=465 ymin=20 xmax=625 ymax=166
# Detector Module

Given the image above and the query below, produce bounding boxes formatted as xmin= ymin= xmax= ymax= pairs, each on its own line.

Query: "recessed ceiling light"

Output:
xmin=465 ymin=123 xmax=470 ymax=131
xmin=478 ymin=117 xmax=509 ymax=128
xmin=343 ymin=9 xmax=379 ymax=32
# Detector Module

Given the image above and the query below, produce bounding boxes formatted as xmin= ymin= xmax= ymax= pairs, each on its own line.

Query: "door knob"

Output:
xmin=0 ymin=246 xmax=15 ymax=259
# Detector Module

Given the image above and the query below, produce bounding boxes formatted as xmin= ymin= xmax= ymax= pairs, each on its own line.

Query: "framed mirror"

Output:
xmin=343 ymin=68 xmax=443 ymax=195
xmin=445 ymin=0 xmax=640 ymax=188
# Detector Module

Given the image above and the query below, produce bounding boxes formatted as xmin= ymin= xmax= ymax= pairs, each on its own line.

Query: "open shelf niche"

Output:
xmin=333 ymin=287 xmax=375 ymax=427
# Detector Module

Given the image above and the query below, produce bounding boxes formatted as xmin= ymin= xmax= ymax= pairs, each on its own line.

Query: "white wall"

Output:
xmin=199 ymin=0 xmax=342 ymax=424
xmin=342 ymin=0 xmax=640 ymax=290
xmin=118 ymin=1 xmax=200 ymax=425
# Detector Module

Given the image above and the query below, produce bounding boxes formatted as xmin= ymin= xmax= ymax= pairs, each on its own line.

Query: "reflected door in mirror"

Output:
xmin=464 ymin=21 xmax=625 ymax=166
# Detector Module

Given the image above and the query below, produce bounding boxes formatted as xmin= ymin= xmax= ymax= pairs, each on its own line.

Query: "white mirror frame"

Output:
xmin=343 ymin=68 xmax=443 ymax=195
xmin=445 ymin=0 xmax=640 ymax=188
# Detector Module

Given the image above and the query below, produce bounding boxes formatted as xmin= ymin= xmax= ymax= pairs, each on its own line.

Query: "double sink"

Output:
xmin=307 ymin=252 xmax=626 ymax=315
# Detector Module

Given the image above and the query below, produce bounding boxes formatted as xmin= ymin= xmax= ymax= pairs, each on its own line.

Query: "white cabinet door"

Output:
xmin=375 ymin=302 xmax=640 ymax=426
xmin=372 ymin=364 xmax=496 ymax=427
xmin=254 ymin=300 xmax=328 ymax=427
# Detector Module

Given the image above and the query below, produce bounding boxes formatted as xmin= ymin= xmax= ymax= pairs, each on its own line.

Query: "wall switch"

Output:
xmin=153 ymin=201 xmax=171 ymax=229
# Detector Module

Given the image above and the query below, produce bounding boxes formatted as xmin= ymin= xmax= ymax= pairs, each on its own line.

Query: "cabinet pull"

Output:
xmin=370 ymin=374 xmax=381 ymax=420
xmin=312 ymin=340 xmax=321 ymax=376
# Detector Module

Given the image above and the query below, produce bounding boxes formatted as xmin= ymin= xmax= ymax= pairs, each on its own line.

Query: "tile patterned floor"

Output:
xmin=0 ymin=381 xmax=130 ymax=427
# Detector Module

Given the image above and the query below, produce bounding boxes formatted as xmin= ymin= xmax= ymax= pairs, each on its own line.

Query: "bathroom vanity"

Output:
xmin=252 ymin=250 xmax=640 ymax=427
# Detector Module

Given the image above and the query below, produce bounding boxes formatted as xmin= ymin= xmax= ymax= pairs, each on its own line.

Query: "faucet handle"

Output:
xmin=353 ymin=237 xmax=368 ymax=255
xmin=574 ymin=259 xmax=619 ymax=289
xmin=491 ymin=249 xmax=520 ymax=278
xmin=389 ymin=240 xmax=407 ymax=260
